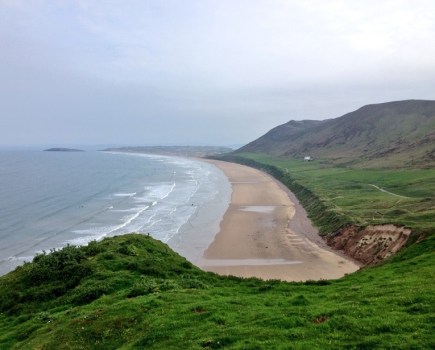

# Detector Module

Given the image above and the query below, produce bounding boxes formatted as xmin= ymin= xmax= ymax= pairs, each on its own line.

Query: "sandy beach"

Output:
xmin=199 ymin=160 xmax=359 ymax=282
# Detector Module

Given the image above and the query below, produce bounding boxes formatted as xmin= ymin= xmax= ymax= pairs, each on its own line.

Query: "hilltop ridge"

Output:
xmin=0 ymin=233 xmax=433 ymax=349
xmin=237 ymin=100 xmax=435 ymax=168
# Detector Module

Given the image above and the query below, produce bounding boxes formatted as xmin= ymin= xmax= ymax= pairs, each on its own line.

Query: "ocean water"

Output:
xmin=0 ymin=150 xmax=231 ymax=275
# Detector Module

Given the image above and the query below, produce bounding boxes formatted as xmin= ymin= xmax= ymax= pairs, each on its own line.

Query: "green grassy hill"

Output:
xmin=0 ymin=233 xmax=434 ymax=349
xmin=238 ymin=100 xmax=435 ymax=168
xmin=217 ymin=154 xmax=435 ymax=235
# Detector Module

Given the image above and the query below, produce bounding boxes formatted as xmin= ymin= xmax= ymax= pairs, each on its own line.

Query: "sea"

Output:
xmin=0 ymin=150 xmax=231 ymax=276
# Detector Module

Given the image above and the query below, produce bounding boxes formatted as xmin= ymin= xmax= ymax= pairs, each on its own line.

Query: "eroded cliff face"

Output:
xmin=326 ymin=224 xmax=412 ymax=266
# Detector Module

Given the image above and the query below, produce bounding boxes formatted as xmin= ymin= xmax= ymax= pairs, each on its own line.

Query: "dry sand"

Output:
xmin=199 ymin=160 xmax=359 ymax=282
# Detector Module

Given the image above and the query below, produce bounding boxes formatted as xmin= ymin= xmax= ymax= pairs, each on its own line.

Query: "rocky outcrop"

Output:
xmin=326 ymin=224 xmax=412 ymax=266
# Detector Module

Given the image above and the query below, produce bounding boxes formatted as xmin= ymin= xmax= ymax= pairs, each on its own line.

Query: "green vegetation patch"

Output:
xmin=0 ymin=233 xmax=434 ymax=349
xmin=216 ymin=153 xmax=435 ymax=234
xmin=1 ymin=152 xmax=434 ymax=349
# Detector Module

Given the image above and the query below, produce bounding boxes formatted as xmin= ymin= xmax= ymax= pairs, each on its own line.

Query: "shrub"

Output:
xmin=70 ymin=280 xmax=111 ymax=305
xmin=26 ymin=245 xmax=91 ymax=286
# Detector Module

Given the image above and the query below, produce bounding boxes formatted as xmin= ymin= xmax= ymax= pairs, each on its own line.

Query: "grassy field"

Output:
xmin=0 ymin=233 xmax=434 ymax=349
xmin=220 ymin=153 xmax=435 ymax=234
xmin=1 ymin=154 xmax=433 ymax=349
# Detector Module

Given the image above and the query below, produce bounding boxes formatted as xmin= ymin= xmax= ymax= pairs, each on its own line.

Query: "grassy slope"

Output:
xmin=238 ymin=100 xmax=435 ymax=168
xmin=0 ymin=233 xmax=434 ymax=349
xmin=1 ymin=153 xmax=434 ymax=349
xmin=219 ymin=153 xmax=435 ymax=234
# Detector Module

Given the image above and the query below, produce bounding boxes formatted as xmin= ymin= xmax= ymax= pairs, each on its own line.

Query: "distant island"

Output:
xmin=44 ymin=148 xmax=84 ymax=152
xmin=101 ymin=145 xmax=232 ymax=157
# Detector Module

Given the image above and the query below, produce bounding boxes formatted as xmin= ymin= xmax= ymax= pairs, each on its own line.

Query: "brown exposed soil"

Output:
xmin=326 ymin=224 xmax=412 ymax=266
xmin=313 ymin=316 xmax=329 ymax=324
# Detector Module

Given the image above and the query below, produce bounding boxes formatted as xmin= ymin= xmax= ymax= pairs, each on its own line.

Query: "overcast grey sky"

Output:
xmin=1 ymin=0 xmax=434 ymax=147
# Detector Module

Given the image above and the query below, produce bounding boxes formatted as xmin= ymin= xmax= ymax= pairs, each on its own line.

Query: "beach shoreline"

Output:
xmin=198 ymin=159 xmax=360 ymax=282
xmin=166 ymin=159 xmax=232 ymax=265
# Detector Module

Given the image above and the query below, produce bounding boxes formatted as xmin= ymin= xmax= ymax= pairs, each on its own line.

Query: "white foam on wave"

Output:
xmin=73 ymin=229 xmax=96 ymax=235
xmin=135 ymin=183 xmax=176 ymax=202
xmin=69 ymin=203 xmax=151 ymax=245
xmin=68 ymin=155 xmax=226 ymax=258
xmin=110 ymin=208 xmax=139 ymax=213
xmin=107 ymin=205 xmax=150 ymax=234
xmin=67 ymin=232 xmax=107 ymax=246
xmin=114 ymin=192 xmax=137 ymax=197
xmin=138 ymin=201 xmax=198 ymax=243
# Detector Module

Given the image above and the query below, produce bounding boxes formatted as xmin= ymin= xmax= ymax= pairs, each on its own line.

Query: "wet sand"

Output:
xmin=200 ymin=160 xmax=359 ymax=282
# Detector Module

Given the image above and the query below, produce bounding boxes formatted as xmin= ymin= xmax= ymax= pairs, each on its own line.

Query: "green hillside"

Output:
xmin=216 ymin=153 xmax=435 ymax=234
xmin=238 ymin=100 xmax=435 ymax=168
xmin=1 ymin=100 xmax=434 ymax=349
xmin=0 ymin=233 xmax=434 ymax=349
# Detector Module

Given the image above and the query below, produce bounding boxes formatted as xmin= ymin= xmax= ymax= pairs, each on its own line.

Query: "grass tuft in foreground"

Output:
xmin=0 ymin=233 xmax=434 ymax=349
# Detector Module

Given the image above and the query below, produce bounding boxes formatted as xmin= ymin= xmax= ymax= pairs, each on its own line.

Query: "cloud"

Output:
xmin=0 ymin=0 xmax=434 ymax=146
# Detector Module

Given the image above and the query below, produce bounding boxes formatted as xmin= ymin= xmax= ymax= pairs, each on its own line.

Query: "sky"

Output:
xmin=1 ymin=0 xmax=434 ymax=147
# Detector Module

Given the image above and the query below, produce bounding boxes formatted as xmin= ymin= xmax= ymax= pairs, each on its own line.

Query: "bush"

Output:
xmin=84 ymin=240 xmax=102 ymax=256
xmin=26 ymin=245 xmax=91 ymax=286
xmin=118 ymin=243 xmax=139 ymax=256
xmin=70 ymin=280 xmax=111 ymax=305
xmin=0 ymin=244 xmax=94 ymax=313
